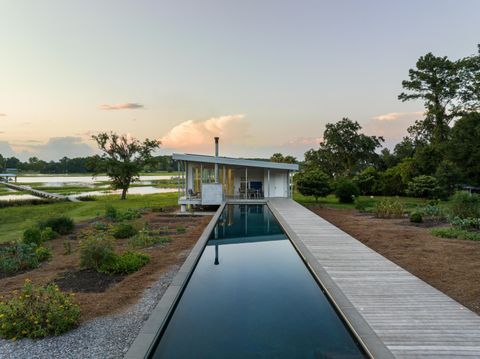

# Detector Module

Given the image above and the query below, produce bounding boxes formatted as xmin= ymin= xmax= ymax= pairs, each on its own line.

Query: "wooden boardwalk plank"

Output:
xmin=269 ymin=198 xmax=480 ymax=358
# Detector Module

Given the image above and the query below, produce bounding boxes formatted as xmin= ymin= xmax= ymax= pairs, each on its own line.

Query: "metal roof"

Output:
xmin=172 ymin=153 xmax=299 ymax=171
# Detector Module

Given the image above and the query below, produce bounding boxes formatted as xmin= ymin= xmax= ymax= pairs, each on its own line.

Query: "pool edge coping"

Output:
xmin=267 ymin=200 xmax=394 ymax=359
xmin=125 ymin=202 xmax=227 ymax=359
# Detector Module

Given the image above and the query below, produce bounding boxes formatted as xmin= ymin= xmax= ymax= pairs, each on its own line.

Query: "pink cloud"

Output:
xmin=0 ymin=113 xmax=6 ymax=116
xmin=98 ymin=103 xmax=144 ymax=110
xmin=160 ymin=115 xmax=248 ymax=152
xmin=371 ymin=111 xmax=424 ymax=121
xmin=284 ymin=136 xmax=322 ymax=147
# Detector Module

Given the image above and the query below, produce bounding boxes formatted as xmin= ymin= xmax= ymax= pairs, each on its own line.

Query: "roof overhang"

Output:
xmin=172 ymin=153 xmax=299 ymax=171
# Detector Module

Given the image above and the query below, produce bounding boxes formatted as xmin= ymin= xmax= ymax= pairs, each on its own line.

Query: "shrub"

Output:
xmin=112 ymin=223 xmax=138 ymax=239
xmin=119 ymin=208 xmax=141 ymax=221
xmin=128 ymin=228 xmax=171 ymax=249
xmin=410 ymin=211 xmax=423 ymax=223
xmin=406 ymin=175 xmax=441 ymax=199
xmin=449 ymin=191 xmax=480 ymax=219
xmin=35 ymin=246 xmax=52 ymax=262
xmin=80 ymin=236 xmax=116 ymax=271
xmin=0 ymin=280 xmax=80 ymax=339
xmin=23 ymin=227 xmax=43 ymax=246
xmin=295 ymin=169 xmax=331 ymax=202
xmin=101 ymin=252 xmax=149 ymax=274
xmin=431 ymin=227 xmax=480 ymax=241
xmin=176 ymin=226 xmax=187 ymax=233
xmin=449 ymin=216 xmax=480 ymax=230
xmin=41 ymin=227 xmax=58 ymax=241
xmin=105 ymin=205 xmax=118 ymax=221
xmin=92 ymin=221 xmax=107 ymax=231
xmin=374 ymin=197 xmax=404 ymax=218
xmin=0 ymin=243 xmax=50 ymax=276
xmin=334 ymin=179 xmax=359 ymax=204
xmin=78 ymin=195 xmax=96 ymax=201
xmin=421 ymin=203 xmax=446 ymax=221
xmin=38 ymin=216 xmax=74 ymax=235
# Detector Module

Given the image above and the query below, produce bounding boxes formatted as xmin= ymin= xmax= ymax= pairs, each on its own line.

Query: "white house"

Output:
xmin=172 ymin=138 xmax=299 ymax=211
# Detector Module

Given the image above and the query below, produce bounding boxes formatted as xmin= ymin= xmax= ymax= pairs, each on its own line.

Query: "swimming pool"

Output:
xmin=150 ymin=204 xmax=367 ymax=358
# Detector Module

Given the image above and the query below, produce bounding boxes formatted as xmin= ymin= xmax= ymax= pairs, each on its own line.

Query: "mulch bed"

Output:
xmin=310 ymin=206 xmax=480 ymax=315
xmin=54 ymin=269 xmax=125 ymax=293
xmin=0 ymin=211 xmax=212 ymax=322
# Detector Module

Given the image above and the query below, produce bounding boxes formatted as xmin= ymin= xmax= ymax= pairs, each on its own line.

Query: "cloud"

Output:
xmin=364 ymin=111 xmax=424 ymax=148
xmin=371 ymin=111 xmax=424 ymax=121
xmin=0 ymin=113 xmax=6 ymax=117
xmin=99 ymin=103 xmax=144 ymax=110
xmin=0 ymin=141 xmax=16 ymax=157
xmin=160 ymin=114 xmax=249 ymax=152
xmin=284 ymin=136 xmax=322 ymax=147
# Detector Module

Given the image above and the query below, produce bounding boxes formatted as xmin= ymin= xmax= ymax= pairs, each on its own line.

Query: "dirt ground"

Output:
xmin=310 ymin=206 xmax=480 ymax=315
xmin=0 ymin=212 xmax=211 ymax=322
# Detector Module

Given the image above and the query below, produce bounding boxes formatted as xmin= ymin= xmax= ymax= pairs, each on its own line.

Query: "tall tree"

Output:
xmin=308 ymin=118 xmax=383 ymax=177
xmin=399 ymin=52 xmax=460 ymax=144
xmin=457 ymin=45 xmax=480 ymax=113
xmin=91 ymin=132 xmax=160 ymax=199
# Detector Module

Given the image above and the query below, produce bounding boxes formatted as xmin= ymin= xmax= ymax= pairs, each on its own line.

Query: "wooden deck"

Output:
xmin=269 ymin=198 xmax=480 ymax=358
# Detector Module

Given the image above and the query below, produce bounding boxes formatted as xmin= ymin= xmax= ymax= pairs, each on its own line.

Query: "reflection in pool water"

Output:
xmin=151 ymin=204 xmax=366 ymax=359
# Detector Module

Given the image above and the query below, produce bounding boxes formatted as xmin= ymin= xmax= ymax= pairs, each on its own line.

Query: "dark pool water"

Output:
xmin=151 ymin=204 xmax=366 ymax=358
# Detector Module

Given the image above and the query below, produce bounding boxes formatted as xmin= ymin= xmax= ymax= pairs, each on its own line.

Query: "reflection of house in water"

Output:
xmin=208 ymin=204 xmax=286 ymax=265
xmin=173 ymin=138 xmax=299 ymax=212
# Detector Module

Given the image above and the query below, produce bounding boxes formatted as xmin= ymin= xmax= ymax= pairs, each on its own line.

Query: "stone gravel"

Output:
xmin=0 ymin=265 xmax=180 ymax=359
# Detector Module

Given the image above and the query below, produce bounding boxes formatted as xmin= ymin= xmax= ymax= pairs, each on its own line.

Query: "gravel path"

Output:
xmin=0 ymin=265 xmax=180 ymax=359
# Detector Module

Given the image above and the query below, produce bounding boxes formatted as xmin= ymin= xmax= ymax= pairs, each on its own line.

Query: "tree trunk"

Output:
xmin=121 ymin=187 xmax=128 ymax=200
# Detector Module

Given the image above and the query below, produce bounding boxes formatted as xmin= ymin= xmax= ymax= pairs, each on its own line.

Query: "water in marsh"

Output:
xmin=15 ymin=175 xmax=174 ymax=185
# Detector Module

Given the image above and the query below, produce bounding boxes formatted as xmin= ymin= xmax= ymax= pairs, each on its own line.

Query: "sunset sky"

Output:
xmin=1 ymin=0 xmax=479 ymax=161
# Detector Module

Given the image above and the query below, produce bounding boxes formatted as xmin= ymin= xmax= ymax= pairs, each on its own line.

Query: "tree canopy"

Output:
xmin=91 ymin=132 xmax=160 ymax=199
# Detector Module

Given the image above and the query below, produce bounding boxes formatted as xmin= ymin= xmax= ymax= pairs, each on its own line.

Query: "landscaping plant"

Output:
xmin=374 ymin=197 xmax=405 ymax=218
xmin=334 ymin=179 xmax=360 ymax=204
xmin=0 ymin=279 xmax=80 ymax=339
xmin=38 ymin=216 xmax=75 ymax=235
xmin=80 ymin=236 xmax=116 ymax=271
xmin=112 ymin=223 xmax=138 ymax=239
xmin=409 ymin=211 xmax=423 ymax=223
xmin=0 ymin=242 xmax=51 ymax=276
xmin=100 ymin=252 xmax=150 ymax=274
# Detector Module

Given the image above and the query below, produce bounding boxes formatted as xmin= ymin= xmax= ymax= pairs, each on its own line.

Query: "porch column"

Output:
xmin=184 ymin=161 xmax=188 ymax=197
xmin=245 ymin=167 xmax=248 ymax=199
xmin=267 ymin=169 xmax=270 ymax=198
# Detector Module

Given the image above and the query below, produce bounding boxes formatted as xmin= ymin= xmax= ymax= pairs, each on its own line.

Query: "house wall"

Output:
xmin=266 ymin=170 xmax=288 ymax=197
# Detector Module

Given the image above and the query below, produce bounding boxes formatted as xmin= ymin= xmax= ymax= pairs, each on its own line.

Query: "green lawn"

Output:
xmin=0 ymin=192 xmax=178 ymax=243
xmin=293 ymin=192 xmax=432 ymax=211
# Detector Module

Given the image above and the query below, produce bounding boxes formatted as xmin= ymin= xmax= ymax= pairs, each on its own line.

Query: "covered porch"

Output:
xmin=172 ymin=153 xmax=299 ymax=211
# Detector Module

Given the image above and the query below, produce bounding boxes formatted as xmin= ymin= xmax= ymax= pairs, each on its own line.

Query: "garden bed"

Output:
xmin=310 ymin=206 xmax=480 ymax=314
xmin=0 ymin=211 xmax=211 ymax=322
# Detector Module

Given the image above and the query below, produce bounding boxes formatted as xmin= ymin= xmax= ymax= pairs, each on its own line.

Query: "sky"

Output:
xmin=0 ymin=0 xmax=479 ymax=161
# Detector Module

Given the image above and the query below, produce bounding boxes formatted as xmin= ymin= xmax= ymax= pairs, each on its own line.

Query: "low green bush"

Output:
xmin=101 ymin=252 xmax=149 ymax=274
xmin=105 ymin=204 xmax=118 ymax=221
xmin=410 ymin=211 xmax=423 ymax=223
xmin=0 ymin=243 xmax=51 ymax=276
xmin=431 ymin=227 xmax=480 ymax=241
xmin=40 ymin=227 xmax=58 ymax=241
xmin=354 ymin=197 xmax=368 ymax=211
xmin=35 ymin=246 xmax=52 ymax=262
xmin=374 ymin=197 xmax=404 ymax=218
xmin=119 ymin=208 xmax=141 ymax=221
xmin=334 ymin=179 xmax=360 ymax=204
xmin=80 ymin=236 xmax=116 ymax=271
xmin=23 ymin=227 xmax=42 ymax=246
xmin=449 ymin=216 xmax=480 ymax=230
xmin=128 ymin=228 xmax=171 ymax=249
xmin=112 ymin=223 xmax=138 ymax=239
xmin=92 ymin=221 xmax=108 ymax=231
xmin=449 ymin=191 xmax=480 ymax=219
xmin=38 ymin=216 xmax=74 ymax=235
xmin=176 ymin=226 xmax=187 ymax=233
xmin=0 ymin=280 xmax=80 ymax=339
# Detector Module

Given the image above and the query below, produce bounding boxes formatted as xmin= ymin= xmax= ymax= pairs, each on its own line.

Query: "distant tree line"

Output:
xmin=0 ymin=154 xmax=176 ymax=174
xmin=297 ymin=44 xmax=480 ymax=201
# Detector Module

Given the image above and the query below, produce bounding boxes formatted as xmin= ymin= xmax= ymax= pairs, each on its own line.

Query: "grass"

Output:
xmin=431 ymin=227 xmax=480 ymax=241
xmin=0 ymin=192 xmax=178 ymax=243
xmin=293 ymin=193 xmax=427 ymax=211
